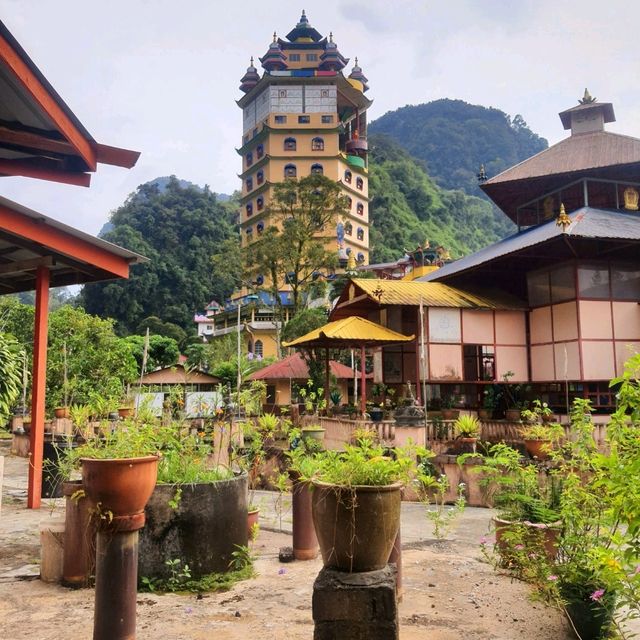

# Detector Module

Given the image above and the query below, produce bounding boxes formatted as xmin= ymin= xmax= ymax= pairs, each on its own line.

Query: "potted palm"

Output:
xmin=454 ymin=414 xmax=480 ymax=443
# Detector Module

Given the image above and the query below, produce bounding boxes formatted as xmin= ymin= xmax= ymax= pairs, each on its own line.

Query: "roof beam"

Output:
xmin=95 ymin=143 xmax=140 ymax=169
xmin=0 ymin=125 xmax=76 ymax=157
xmin=0 ymin=255 xmax=53 ymax=276
xmin=0 ymin=204 xmax=130 ymax=278
xmin=0 ymin=158 xmax=91 ymax=186
xmin=0 ymin=31 xmax=97 ymax=171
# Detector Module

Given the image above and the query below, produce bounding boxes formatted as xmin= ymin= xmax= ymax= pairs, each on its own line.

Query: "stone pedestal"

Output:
xmin=312 ymin=565 xmax=398 ymax=640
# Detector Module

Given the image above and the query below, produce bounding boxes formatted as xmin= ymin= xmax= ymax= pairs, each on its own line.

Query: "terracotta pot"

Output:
xmin=80 ymin=455 xmax=159 ymax=519
xmin=493 ymin=517 xmax=560 ymax=562
xmin=292 ymin=479 xmax=318 ymax=560
xmin=312 ymin=480 xmax=402 ymax=572
xmin=54 ymin=407 xmax=70 ymax=419
xmin=505 ymin=409 xmax=521 ymax=422
xmin=247 ymin=508 xmax=260 ymax=537
xmin=117 ymin=407 xmax=133 ymax=419
xmin=441 ymin=409 xmax=457 ymax=420
xmin=524 ymin=439 xmax=551 ymax=460
xmin=478 ymin=409 xmax=491 ymax=420
xmin=541 ymin=413 xmax=554 ymax=423
xmin=62 ymin=480 xmax=96 ymax=588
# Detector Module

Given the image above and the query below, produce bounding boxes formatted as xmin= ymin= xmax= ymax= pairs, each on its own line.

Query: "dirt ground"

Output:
xmin=0 ymin=446 xmax=574 ymax=639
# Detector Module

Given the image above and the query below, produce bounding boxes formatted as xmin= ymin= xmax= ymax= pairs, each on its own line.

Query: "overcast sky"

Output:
xmin=1 ymin=0 xmax=639 ymax=236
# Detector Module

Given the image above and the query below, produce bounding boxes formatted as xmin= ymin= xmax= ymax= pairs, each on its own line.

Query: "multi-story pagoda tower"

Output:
xmin=237 ymin=11 xmax=372 ymax=277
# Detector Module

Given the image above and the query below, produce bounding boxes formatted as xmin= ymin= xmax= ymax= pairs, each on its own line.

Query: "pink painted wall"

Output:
xmin=462 ymin=309 xmax=493 ymax=344
xmin=429 ymin=343 xmax=462 ymax=380
xmin=581 ymin=341 xmax=616 ymax=380
xmin=552 ymin=302 xmax=579 ymax=342
xmin=553 ymin=341 xmax=581 ymax=380
xmin=530 ymin=307 xmax=552 ymax=344
xmin=496 ymin=346 xmax=528 ymax=381
xmin=612 ymin=302 xmax=640 ymax=340
xmin=531 ymin=344 xmax=555 ymax=380
xmin=495 ymin=311 xmax=526 ymax=345
xmin=615 ymin=342 xmax=640 ymax=375
xmin=579 ymin=301 xmax=613 ymax=339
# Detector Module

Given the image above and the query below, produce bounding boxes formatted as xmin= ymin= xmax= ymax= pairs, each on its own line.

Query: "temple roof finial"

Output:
xmin=579 ymin=88 xmax=597 ymax=105
xmin=556 ymin=203 xmax=572 ymax=231
xmin=273 ymin=31 xmax=277 ymax=43
xmin=329 ymin=31 xmax=333 ymax=43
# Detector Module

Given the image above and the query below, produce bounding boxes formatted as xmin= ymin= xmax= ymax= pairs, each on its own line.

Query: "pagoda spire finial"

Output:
xmin=579 ymin=88 xmax=597 ymax=105
xmin=273 ymin=31 xmax=277 ymax=43
xmin=329 ymin=31 xmax=333 ymax=43
xmin=556 ymin=203 xmax=572 ymax=231
xmin=355 ymin=56 xmax=358 ymax=66
xmin=250 ymin=56 xmax=254 ymax=66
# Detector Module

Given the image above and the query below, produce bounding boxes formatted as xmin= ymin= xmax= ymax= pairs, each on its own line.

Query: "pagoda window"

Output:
xmin=275 ymin=115 xmax=287 ymax=124
xmin=298 ymin=115 xmax=311 ymax=124
xmin=289 ymin=54 xmax=301 ymax=62
xmin=578 ymin=263 xmax=609 ymax=299
xmin=284 ymin=137 xmax=297 ymax=151
xmin=344 ymin=170 xmax=352 ymax=184
xmin=246 ymin=227 xmax=253 ymax=235
xmin=257 ymin=170 xmax=264 ymax=185
xmin=257 ymin=221 xmax=265 ymax=235
xmin=246 ymin=178 xmax=253 ymax=191
xmin=256 ymin=144 xmax=264 ymax=159
xmin=254 ymin=340 xmax=264 ymax=358
xmin=356 ymin=177 xmax=364 ymax=190
xmin=357 ymin=227 xmax=364 ymax=241
xmin=321 ymin=115 xmax=334 ymax=124
xmin=347 ymin=197 xmax=353 ymax=208
xmin=257 ymin=196 xmax=264 ymax=211
xmin=255 ymin=274 xmax=265 ymax=285
xmin=356 ymin=202 xmax=364 ymax=215
xmin=284 ymin=164 xmax=297 ymax=178
xmin=311 ymin=163 xmax=323 ymax=175
xmin=357 ymin=252 xmax=365 ymax=263
xmin=246 ymin=152 xmax=253 ymax=167
xmin=246 ymin=203 xmax=253 ymax=216
xmin=345 ymin=222 xmax=353 ymax=235
xmin=312 ymin=137 xmax=324 ymax=151
xmin=611 ymin=264 xmax=640 ymax=300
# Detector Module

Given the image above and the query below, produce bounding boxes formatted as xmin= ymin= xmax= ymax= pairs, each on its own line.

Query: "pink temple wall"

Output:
xmin=579 ymin=301 xmax=612 ymax=339
xmin=530 ymin=307 xmax=552 ymax=344
xmin=582 ymin=341 xmax=616 ymax=380
xmin=612 ymin=302 xmax=640 ymax=340
xmin=462 ymin=309 xmax=493 ymax=343
xmin=495 ymin=311 xmax=527 ymax=344
xmin=496 ymin=346 xmax=528 ymax=380
xmin=552 ymin=302 xmax=579 ymax=341
xmin=428 ymin=343 xmax=462 ymax=380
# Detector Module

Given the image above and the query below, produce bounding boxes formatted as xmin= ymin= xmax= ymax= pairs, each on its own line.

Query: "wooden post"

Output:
xmin=28 ymin=265 xmax=50 ymax=509
xmin=324 ymin=348 xmax=330 ymax=410
xmin=360 ymin=345 xmax=367 ymax=416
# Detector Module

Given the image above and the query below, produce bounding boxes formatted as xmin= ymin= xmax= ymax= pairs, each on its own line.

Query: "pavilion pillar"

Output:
xmin=28 ymin=266 xmax=50 ymax=509
xmin=360 ymin=345 xmax=367 ymax=416
xmin=414 ymin=339 xmax=422 ymax=405
xmin=324 ymin=348 xmax=330 ymax=411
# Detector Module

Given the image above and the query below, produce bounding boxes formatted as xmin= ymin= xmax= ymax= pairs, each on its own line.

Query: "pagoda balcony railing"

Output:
xmin=345 ymin=138 xmax=368 ymax=154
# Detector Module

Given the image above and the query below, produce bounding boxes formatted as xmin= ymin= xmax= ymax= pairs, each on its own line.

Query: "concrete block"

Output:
xmin=313 ymin=565 xmax=398 ymax=640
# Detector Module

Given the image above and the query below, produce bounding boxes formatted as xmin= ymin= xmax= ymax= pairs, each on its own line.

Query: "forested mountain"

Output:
xmin=370 ymin=99 xmax=547 ymax=196
xmin=81 ymin=176 xmax=238 ymax=334
xmin=368 ymin=134 xmax=514 ymax=263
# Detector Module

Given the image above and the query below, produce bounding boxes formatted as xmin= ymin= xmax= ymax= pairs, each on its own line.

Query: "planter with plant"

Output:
xmin=454 ymin=414 xmax=480 ymax=444
xmin=310 ymin=433 xmax=425 ymax=572
xmin=479 ymin=385 xmax=500 ymax=420
xmin=519 ymin=422 xmax=564 ymax=461
xmin=329 ymin=389 xmax=342 ymax=417
xmin=501 ymin=371 xmax=529 ymax=421
xmin=440 ymin=394 xmax=458 ymax=420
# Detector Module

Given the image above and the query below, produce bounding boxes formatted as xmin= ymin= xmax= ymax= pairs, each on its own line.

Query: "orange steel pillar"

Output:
xmin=27 ymin=265 xmax=50 ymax=509
xmin=360 ymin=345 xmax=367 ymax=416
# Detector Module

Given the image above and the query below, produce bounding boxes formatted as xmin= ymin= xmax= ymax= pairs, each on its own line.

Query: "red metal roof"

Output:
xmin=249 ymin=352 xmax=358 ymax=380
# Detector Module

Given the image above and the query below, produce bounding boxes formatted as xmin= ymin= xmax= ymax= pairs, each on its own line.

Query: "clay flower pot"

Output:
xmin=505 ymin=409 xmax=521 ymax=422
xmin=478 ymin=409 xmax=491 ymax=421
xmin=54 ymin=407 xmax=70 ymax=419
xmin=493 ymin=517 xmax=561 ymax=562
xmin=524 ymin=439 xmax=551 ymax=460
xmin=312 ymin=480 xmax=401 ymax=572
xmin=81 ymin=455 xmax=159 ymax=520
xmin=247 ymin=507 xmax=260 ymax=536
xmin=117 ymin=407 xmax=133 ymax=419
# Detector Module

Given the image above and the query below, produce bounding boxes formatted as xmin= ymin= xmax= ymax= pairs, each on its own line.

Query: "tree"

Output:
xmin=81 ymin=176 xmax=239 ymax=334
xmin=136 ymin=316 xmax=187 ymax=348
xmin=123 ymin=334 xmax=180 ymax=374
xmin=247 ymin=173 xmax=347 ymax=314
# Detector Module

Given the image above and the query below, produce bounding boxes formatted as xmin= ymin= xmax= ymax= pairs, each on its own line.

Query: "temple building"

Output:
xmin=196 ymin=12 xmax=372 ymax=358
xmin=331 ymin=92 xmax=640 ymax=415
xmin=237 ymin=10 xmax=372 ymax=270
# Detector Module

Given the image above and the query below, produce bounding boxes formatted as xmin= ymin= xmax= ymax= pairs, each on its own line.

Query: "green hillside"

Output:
xmin=368 ymin=133 xmax=514 ymax=263
xmin=369 ymin=98 xmax=547 ymax=196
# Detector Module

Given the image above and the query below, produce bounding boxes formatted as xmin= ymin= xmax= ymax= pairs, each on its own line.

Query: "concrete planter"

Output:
xmin=139 ymin=475 xmax=248 ymax=580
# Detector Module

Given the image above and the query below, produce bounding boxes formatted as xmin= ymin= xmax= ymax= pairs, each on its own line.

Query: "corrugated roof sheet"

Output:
xmin=351 ymin=279 xmax=525 ymax=310
xmin=140 ymin=364 xmax=219 ymax=385
xmin=483 ymin=131 xmax=640 ymax=186
xmin=249 ymin=353 xmax=356 ymax=381
xmin=420 ymin=207 xmax=640 ymax=282
xmin=282 ymin=316 xmax=414 ymax=347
